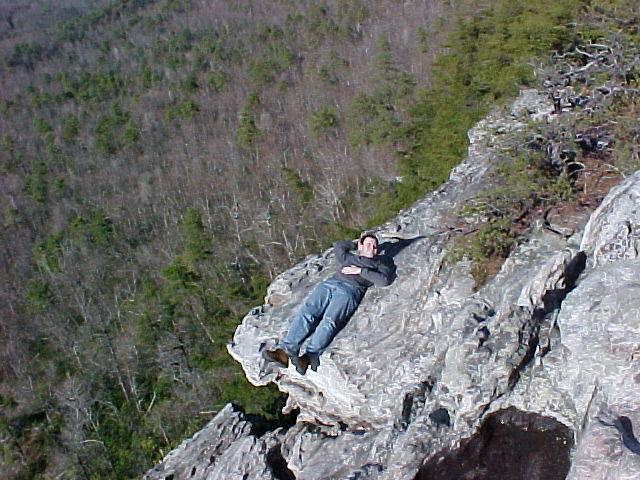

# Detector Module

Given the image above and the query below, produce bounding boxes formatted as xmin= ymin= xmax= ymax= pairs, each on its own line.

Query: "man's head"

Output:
xmin=358 ymin=232 xmax=378 ymax=258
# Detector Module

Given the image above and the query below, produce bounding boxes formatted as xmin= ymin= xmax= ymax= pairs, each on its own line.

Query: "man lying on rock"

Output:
xmin=265 ymin=232 xmax=395 ymax=374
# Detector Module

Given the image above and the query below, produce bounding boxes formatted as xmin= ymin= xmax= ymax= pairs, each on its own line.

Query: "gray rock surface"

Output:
xmin=143 ymin=404 xmax=286 ymax=480
xmin=507 ymin=173 xmax=640 ymax=480
xmin=147 ymin=86 xmax=640 ymax=479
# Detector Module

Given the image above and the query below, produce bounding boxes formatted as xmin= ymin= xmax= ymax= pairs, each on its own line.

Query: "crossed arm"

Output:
xmin=333 ymin=240 xmax=395 ymax=287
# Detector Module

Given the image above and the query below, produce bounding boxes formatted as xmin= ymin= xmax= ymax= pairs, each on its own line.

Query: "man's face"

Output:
xmin=358 ymin=237 xmax=378 ymax=258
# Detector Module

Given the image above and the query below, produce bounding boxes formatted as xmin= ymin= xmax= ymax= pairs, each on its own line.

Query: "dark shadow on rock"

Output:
xmin=539 ymin=251 xmax=587 ymax=314
xmin=508 ymin=251 xmax=587 ymax=389
xmin=399 ymin=380 xmax=436 ymax=430
xmin=428 ymin=407 xmax=451 ymax=427
xmin=599 ymin=412 xmax=640 ymax=455
xmin=414 ymin=407 xmax=573 ymax=480
xmin=614 ymin=416 xmax=640 ymax=455
xmin=230 ymin=398 xmax=298 ymax=439
xmin=379 ymin=236 xmax=426 ymax=259
xmin=347 ymin=463 xmax=384 ymax=479
xmin=375 ymin=236 xmax=425 ymax=287
xmin=266 ymin=445 xmax=296 ymax=480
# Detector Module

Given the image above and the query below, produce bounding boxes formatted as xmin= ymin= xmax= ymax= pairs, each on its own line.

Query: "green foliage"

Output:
xmin=375 ymin=35 xmax=416 ymax=97
xmin=162 ymin=0 xmax=191 ymax=14
xmin=0 ymin=135 xmax=21 ymax=173
xmin=300 ymin=1 xmax=369 ymax=45
xmin=52 ymin=177 xmax=68 ymax=198
xmin=246 ymin=91 xmax=261 ymax=109
xmin=94 ymin=115 xmax=119 ymax=155
xmin=25 ymin=278 xmax=54 ymax=312
xmin=596 ymin=93 xmax=640 ymax=174
xmin=448 ymin=139 xmax=576 ymax=287
xmin=32 ymin=117 xmax=53 ymax=136
xmin=136 ymin=246 xmax=284 ymax=470
xmin=217 ymin=372 xmax=292 ymax=433
xmin=0 ymin=394 xmax=17 ymax=409
xmin=164 ymin=98 xmax=200 ymax=122
xmin=81 ymin=70 xmax=126 ymax=102
xmin=69 ymin=209 xmax=115 ymax=246
xmin=94 ymin=103 xmax=137 ymax=154
xmin=416 ymin=26 xmax=429 ymax=53
xmin=320 ymin=221 xmax=362 ymax=246
xmin=180 ymin=207 xmax=211 ymax=264
xmin=122 ymin=118 xmax=140 ymax=147
xmin=8 ymin=42 xmax=43 ymax=68
xmin=368 ymin=0 xmax=582 ymax=224
xmin=305 ymin=4 xmax=339 ymax=45
xmin=334 ymin=0 xmax=369 ymax=39
xmin=199 ymin=31 xmax=227 ymax=62
xmin=35 ymin=233 xmax=64 ymax=272
xmin=1 ymin=134 xmax=15 ymax=154
xmin=282 ymin=167 xmax=314 ymax=205
xmin=3 ymin=409 xmax=62 ymax=479
xmin=248 ymin=59 xmax=273 ymax=86
xmin=83 ymin=394 xmax=159 ymax=479
xmin=346 ymin=92 xmax=403 ymax=147
xmin=56 ymin=0 xmax=156 ymax=44
xmin=449 ymin=219 xmax=517 ymax=287
xmin=236 ymin=106 xmax=260 ymax=151
xmin=206 ymin=70 xmax=227 ymax=91
xmin=97 ymin=39 xmax=111 ymax=55
xmin=169 ymin=28 xmax=194 ymax=52
xmin=309 ymin=105 xmax=338 ymax=137
xmin=154 ymin=27 xmax=195 ymax=69
xmin=179 ymin=72 xmax=199 ymax=93
xmin=266 ymin=42 xmax=294 ymax=72
xmin=25 ymin=85 xmax=57 ymax=108
xmin=464 ymin=151 xmax=574 ymax=220
xmin=3 ymin=206 xmax=19 ymax=227
xmin=62 ymin=114 xmax=80 ymax=143
xmin=346 ymin=34 xmax=415 ymax=149
xmin=138 ymin=64 xmax=156 ymax=89
xmin=247 ymin=25 xmax=294 ymax=87
xmin=57 ymin=17 xmax=87 ymax=43
xmin=315 ymin=50 xmax=350 ymax=84
xmin=161 ymin=259 xmax=200 ymax=290
xmin=56 ymin=70 xmax=126 ymax=103
xmin=473 ymin=219 xmax=516 ymax=259
xmin=23 ymin=160 xmax=48 ymax=204
xmin=43 ymin=132 xmax=59 ymax=157
xmin=316 ymin=64 xmax=336 ymax=84
xmin=318 ymin=50 xmax=349 ymax=81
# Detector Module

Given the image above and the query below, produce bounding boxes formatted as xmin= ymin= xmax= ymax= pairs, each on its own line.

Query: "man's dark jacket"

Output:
xmin=330 ymin=240 xmax=395 ymax=295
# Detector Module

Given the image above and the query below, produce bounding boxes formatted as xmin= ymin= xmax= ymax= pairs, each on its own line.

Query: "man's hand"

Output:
xmin=341 ymin=265 xmax=362 ymax=275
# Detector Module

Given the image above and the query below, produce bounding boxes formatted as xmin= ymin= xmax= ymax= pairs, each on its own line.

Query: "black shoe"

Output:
xmin=263 ymin=348 xmax=289 ymax=368
xmin=307 ymin=354 xmax=320 ymax=372
xmin=292 ymin=354 xmax=309 ymax=375
xmin=293 ymin=354 xmax=320 ymax=374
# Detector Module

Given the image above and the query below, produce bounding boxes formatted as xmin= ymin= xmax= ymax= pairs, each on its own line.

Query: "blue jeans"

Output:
xmin=278 ymin=278 xmax=363 ymax=358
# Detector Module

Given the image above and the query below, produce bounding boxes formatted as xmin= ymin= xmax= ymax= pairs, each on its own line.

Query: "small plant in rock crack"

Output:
xmin=447 ymin=218 xmax=517 ymax=289
xmin=448 ymin=148 xmax=575 ymax=288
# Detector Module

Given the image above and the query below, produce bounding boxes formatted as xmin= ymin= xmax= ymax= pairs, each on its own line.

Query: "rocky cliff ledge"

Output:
xmin=146 ymin=78 xmax=640 ymax=480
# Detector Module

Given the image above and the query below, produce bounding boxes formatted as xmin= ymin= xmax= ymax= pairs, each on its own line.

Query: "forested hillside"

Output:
xmin=1 ymin=0 xmax=624 ymax=477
